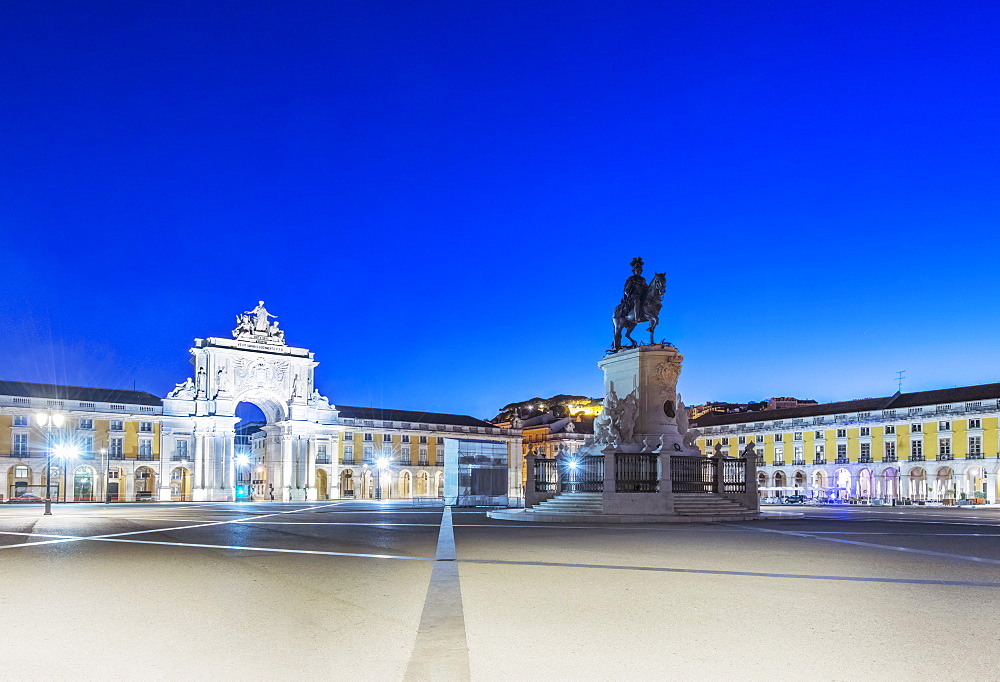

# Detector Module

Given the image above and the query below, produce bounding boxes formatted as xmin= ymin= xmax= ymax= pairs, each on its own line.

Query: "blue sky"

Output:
xmin=2 ymin=0 xmax=999 ymax=420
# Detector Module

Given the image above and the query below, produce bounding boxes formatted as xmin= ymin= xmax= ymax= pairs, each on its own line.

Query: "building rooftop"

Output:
xmin=334 ymin=405 xmax=495 ymax=429
xmin=691 ymin=382 xmax=1000 ymax=428
xmin=0 ymin=380 xmax=163 ymax=407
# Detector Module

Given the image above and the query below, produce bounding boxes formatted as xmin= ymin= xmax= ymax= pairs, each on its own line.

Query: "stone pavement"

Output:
xmin=0 ymin=501 xmax=998 ymax=680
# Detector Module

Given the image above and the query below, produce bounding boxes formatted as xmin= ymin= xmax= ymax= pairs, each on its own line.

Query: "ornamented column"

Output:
xmin=280 ymin=434 xmax=294 ymax=502
xmin=306 ymin=437 xmax=317 ymax=501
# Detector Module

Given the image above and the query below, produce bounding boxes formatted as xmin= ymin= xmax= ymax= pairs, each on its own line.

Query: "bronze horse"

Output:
xmin=612 ymin=272 xmax=666 ymax=350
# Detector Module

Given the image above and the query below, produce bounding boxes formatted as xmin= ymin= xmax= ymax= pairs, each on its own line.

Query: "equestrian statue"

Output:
xmin=612 ymin=257 xmax=666 ymax=351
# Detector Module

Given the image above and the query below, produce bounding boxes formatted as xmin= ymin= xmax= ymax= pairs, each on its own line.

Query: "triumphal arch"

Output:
xmin=157 ymin=302 xmax=517 ymax=502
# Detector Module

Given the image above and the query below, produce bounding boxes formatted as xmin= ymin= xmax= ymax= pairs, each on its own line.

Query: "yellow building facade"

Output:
xmin=692 ymin=384 xmax=1000 ymax=503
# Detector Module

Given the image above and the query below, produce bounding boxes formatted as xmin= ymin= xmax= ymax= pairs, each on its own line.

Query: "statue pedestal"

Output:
xmin=597 ymin=344 xmax=692 ymax=454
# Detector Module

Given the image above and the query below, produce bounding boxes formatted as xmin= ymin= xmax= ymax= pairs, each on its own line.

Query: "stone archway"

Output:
xmin=7 ymin=465 xmax=31 ymax=500
xmin=170 ymin=467 xmax=192 ymax=501
xmin=935 ymin=466 xmax=955 ymax=502
xmin=416 ymin=471 xmax=429 ymax=496
xmin=435 ymin=471 xmax=444 ymax=497
xmin=361 ymin=470 xmax=375 ymax=499
xmin=74 ymin=466 xmax=95 ymax=501
xmin=315 ymin=469 xmax=328 ymax=500
xmin=340 ymin=470 xmax=354 ymax=498
xmin=398 ymin=471 xmax=412 ymax=498
xmin=858 ymin=468 xmax=874 ymax=499
xmin=793 ymin=471 xmax=806 ymax=491
xmin=834 ymin=468 xmax=851 ymax=500
xmin=965 ymin=467 xmax=987 ymax=501
xmin=909 ymin=467 xmax=927 ymax=500
xmin=135 ymin=467 xmax=156 ymax=501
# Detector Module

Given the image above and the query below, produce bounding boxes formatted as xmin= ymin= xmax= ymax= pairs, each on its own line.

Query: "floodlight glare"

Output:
xmin=376 ymin=457 xmax=390 ymax=470
xmin=36 ymin=413 xmax=48 ymax=426
xmin=568 ymin=460 xmax=579 ymax=470
xmin=51 ymin=414 xmax=65 ymax=428
xmin=235 ymin=454 xmax=250 ymax=467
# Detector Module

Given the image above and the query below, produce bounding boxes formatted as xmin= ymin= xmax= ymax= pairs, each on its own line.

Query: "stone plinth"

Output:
xmin=596 ymin=344 xmax=693 ymax=455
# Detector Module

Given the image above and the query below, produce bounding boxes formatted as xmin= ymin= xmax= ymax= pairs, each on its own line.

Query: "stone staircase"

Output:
xmin=672 ymin=493 xmax=758 ymax=520
xmin=525 ymin=492 xmax=603 ymax=516
xmin=515 ymin=491 xmax=758 ymax=522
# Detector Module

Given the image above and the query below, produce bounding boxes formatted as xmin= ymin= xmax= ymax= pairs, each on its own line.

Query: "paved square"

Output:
xmin=2 ymin=501 xmax=999 ymax=680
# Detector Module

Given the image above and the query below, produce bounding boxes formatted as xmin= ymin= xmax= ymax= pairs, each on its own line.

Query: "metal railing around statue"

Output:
xmin=671 ymin=455 xmax=717 ymax=493
xmin=615 ymin=453 xmax=659 ymax=492
xmin=534 ymin=459 xmax=559 ymax=493
xmin=562 ymin=455 xmax=605 ymax=492
xmin=721 ymin=458 xmax=747 ymax=493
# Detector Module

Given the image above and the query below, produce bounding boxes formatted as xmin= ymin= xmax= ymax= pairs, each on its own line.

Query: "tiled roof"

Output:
xmin=334 ymin=405 xmax=495 ymax=429
xmin=692 ymin=382 xmax=1000 ymax=428
xmin=0 ymin=380 xmax=162 ymax=407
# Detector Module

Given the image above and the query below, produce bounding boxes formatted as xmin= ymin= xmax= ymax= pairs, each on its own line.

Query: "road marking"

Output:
xmin=404 ymin=507 xmax=471 ymax=681
xmin=732 ymin=525 xmax=1000 ymax=566
xmin=0 ymin=501 xmax=349 ymax=551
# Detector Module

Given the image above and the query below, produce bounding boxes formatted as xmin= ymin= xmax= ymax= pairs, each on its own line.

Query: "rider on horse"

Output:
xmin=620 ymin=257 xmax=648 ymax=320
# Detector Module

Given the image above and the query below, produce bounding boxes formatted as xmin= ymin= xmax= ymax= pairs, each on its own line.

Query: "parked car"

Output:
xmin=784 ymin=494 xmax=808 ymax=504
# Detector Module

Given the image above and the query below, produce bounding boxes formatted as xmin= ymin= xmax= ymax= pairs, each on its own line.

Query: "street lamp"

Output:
xmin=35 ymin=412 xmax=64 ymax=515
xmin=234 ymin=453 xmax=250 ymax=501
xmin=375 ymin=456 xmax=389 ymax=501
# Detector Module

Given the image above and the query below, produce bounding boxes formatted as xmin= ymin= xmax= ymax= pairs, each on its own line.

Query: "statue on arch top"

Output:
xmin=232 ymin=300 xmax=287 ymax=345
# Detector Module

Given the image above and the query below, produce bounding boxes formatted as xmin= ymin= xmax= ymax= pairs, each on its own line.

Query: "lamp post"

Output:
xmin=35 ymin=412 xmax=65 ymax=516
xmin=375 ymin=457 xmax=389 ymax=501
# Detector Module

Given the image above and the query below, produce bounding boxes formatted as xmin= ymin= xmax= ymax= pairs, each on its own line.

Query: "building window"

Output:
xmin=109 ymin=438 xmax=123 ymax=457
xmin=14 ymin=465 xmax=28 ymax=478
xmin=13 ymin=415 xmax=28 ymax=427
xmin=837 ymin=444 xmax=847 ymax=456
xmin=363 ymin=446 xmax=373 ymax=461
xmin=81 ymin=436 xmax=94 ymax=455
xmin=419 ymin=447 xmax=428 ymax=465
xmin=738 ymin=436 xmax=746 ymax=445
xmin=363 ymin=420 xmax=374 ymax=427
xmin=939 ymin=438 xmax=951 ymax=458
xmin=363 ymin=433 xmax=373 ymax=442
xmin=793 ymin=445 xmax=803 ymax=463
xmin=138 ymin=438 xmax=152 ymax=459
xmin=969 ymin=436 xmax=983 ymax=457
xmin=911 ymin=423 xmax=922 ymax=433
xmin=908 ymin=407 xmax=922 ymax=415
xmin=884 ymin=425 xmax=895 ymax=435
xmin=344 ymin=445 xmax=354 ymax=463
xmin=885 ymin=441 xmax=896 ymax=461
xmin=966 ymin=402 xmax=982 ymax=410
xmin=401 ymin=435 xmax=410 ymax=443
xmin=812 ymin=430 xmax=822 ymax=439
xmin=383 ymin=434 xmax=392 ymax=442
xmin=110 ymin=420 xmax=124 ymax=431
xmin=398 ymin=446 xmax=409 ymax=463
xmin=860 ymin=442 xmax=871 ymax=461
xmin=859 ymin=427 xmax=870 ymax=437
xmin=419 ymin=436 xmax=428 ymax=444
xmin=79 ymin=418 xmax=93 ymax=430
xmin=772 ymin=434 xmax=782 ymax=442
xmin=705 ymin=438 xmax=713 ymax=446
xmin=755 ymin=435 xmax=764 ymax=443
xmin=793 ymin=432 xmax=803 ymax=441
xmin=139 ymin=421 xmax=152 ymax=433
xmin=969 ymin=418 xmax=982 ymax=429
xmin=176 ymin=440 xmax=189 ymax=460
xmin=938 ymin=421 xmax=950 ymax=431
xmin=835 ymin=429 xmax=846 ymax=438
xmin=814 ymin=444 xmax=824 ymax=456
xmin=910 ymin=440 xmax=922 ymax=460
xmin=13 ymin=433 xmax=28 ymax=456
